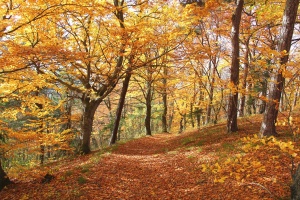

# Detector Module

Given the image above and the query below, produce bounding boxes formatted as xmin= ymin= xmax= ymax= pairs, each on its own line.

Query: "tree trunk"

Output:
xmin=179 ymin=116 xmax=184 ymax=133
xmin=184 ymin=114 xmax=187 ymax=130
xmin=195 ymin=108 xmax=201 ymax=130
xmin=260 ymin=0 xmax=299 ymax=137
xmin=40 ymin=145 xmax=45 ymax=165
xmin=227 ymin=0 xmax=243 ymax=133
xmin=81 ymin=99 xmax=101 ymax=154
xmin=162 ymin=91 xmax=168 ymax=132
xmin=63 ymin=92 xmax=73 ymax=130
xmin=35 ymin=102 xmax=45 ymax=165
xmin=246 ymin=83 xmax=253 ymax=115
xmin=0 ymin=160 xmax=10 ymax=191
xmin=145 ymin=82 xmax=152 ymax=136
xmin=206 ymin=61 xmax=216 ymax=124
xmin=239 ymin=37 xmax=250 ymax=117
xmin=162 ymin=67 xmax=168 ymax=132
xmin=110 ymin=71 xmax=131 ymax=145
xmin=291 ymin=165 xmax=300 ymax=200
xmin=259 ymin=79 xmax=268 ymax=114
xmin=280 ymin=92 xmax=286 ymax=112
xmin=168 ymin=101 xmax=174 ymax=131
xmin=294 ymin=86 xmax=299 ymax=108
xmin=190 ymin=103 xmax=194 ymax=128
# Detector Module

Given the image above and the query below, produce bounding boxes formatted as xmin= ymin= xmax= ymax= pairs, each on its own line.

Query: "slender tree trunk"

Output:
xmin=104 ymin=96 xmax=115 ymax=134
xmin=145 ymin=82 xmax=152 ymax=136
xmin=293 ymin=86 xmax=299 ymax=108
xmin=239 ymin=38 xmax=250 ymax=117
xmin=190 ymin=103 xmax=194 ymax=128
xmin=246 ymin=83 xmax=253 ymax=115
xmin=168 ymin=101 xmax=174 ymax=130
xmin=195 ymin=108 xmax=201 ymax=130
xmin=0 ymin=160 xmax=10 ymax=191
xmin=206 ymin=61 xmax=216 ymax=124
xmin=280 ymin=92 xmax=287 ymax=112
xmin=162 ymin=67 xmax=168 ymax=132
xmin=206 ymin=98 xmax=213 ymax=124
xmin=81 ymin=99 xmax=101 ymax=154
xmin=35 ymin=99 xmax=45 ymax=165
xmin=227 ymin=0 xmax=244 ymax=133
xmin=179 ymin=116 xmax=184 ymax=133
xmin=64 ymin=93 xmax=73 ymax=130
xmin=40 ymin=145 xmax=45 ymax=165
xmin=184 ymin=114 xmax=187 ymax=130
xmin=259 ymin=79 xmax=268 ymax=114
xmin=162 ymin=91 xmax=168 ymax=132
xmin=260 ymin=0 xmax=299 ymax=137
xmin=110 ymin=71 xmax=131 ymax=145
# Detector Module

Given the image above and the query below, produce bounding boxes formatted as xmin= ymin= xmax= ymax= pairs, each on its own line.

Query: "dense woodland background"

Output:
xmin=0 ymin=0 xmax=300 ymax=198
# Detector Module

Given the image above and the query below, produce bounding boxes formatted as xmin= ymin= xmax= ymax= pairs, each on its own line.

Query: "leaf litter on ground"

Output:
xmin=0 ymin=113 xmax=299 ymax=199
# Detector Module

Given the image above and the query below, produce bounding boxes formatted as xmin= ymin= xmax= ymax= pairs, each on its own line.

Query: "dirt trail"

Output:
xmin=90 ymin=133 xmax=217 ymax=200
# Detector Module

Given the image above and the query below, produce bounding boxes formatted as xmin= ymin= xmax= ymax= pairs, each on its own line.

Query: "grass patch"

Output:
xmin=65 ymin=170 xmax=73 ymax=177
xmin=181 ymin=137 xmax=195 ymax=145
xmin=97 ymin=143 xmax=122 ymax=155
xmin=90 ymin=156 xmax=102 ymax=164
xmin=216 ymin=142 xmax=236 ymax=160
xmin=81 ymin=166 xmax=90 ymax=173
xmin=71 ymin=188 xmax=82 ymax=197
xmin=77 ymin=176 xmax=87 ymax=185
xmin=167 ymin=150 xmax=178 ymax=155
xmin=60 ymin=170 xmax=73 ymax=181
xmin=196 ymin=140 xmax=205 ymax=147
xmin=221 ymin=142 xmax=235 ymax=151
xmin=197 ymin=147 xmax=203 ymax=153
xmin=187 ymin=155 xmax=195 ymax=160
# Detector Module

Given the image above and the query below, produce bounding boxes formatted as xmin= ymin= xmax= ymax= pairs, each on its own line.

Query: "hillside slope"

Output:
xmin=0 ymin=114 xmax=298 ymax=200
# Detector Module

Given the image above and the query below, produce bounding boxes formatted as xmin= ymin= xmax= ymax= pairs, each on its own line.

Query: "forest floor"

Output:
xmin=1 ymin=113 xmax=300 ymax=200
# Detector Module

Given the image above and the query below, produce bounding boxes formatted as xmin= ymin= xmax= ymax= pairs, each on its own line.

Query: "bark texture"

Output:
xmin=227 ymin=0 xmax=244 ymax=133
xmin=162 ymin=67 xmax=168 ymax=132
xmin=145 ymin=81 xmax=152 ymax=136
xmin=162 ymin=91 xmax=168 ymax=132
xmin=291 ymin=165 xmax=300 ymax=200
xmin=110 ymin=71 xmax=131 ymax=145
xmin=260 ymin=0 xmax=299 ymax=137
xmin=80 ymin=99 xmax=101 ymax=154
xmin=239 ymin=37 xmax=250 ymax=117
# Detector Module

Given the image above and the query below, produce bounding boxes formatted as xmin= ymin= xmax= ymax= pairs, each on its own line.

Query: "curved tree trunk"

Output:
xmin=260 ymin=0 xmax=299 ymax=137
xmin=0 ymin=160 xmax=10 ymax=191
xmin=227 ymin=0 xmax=244 ymax=133
xmin=110 ymin=71 xmax=131 ymax=145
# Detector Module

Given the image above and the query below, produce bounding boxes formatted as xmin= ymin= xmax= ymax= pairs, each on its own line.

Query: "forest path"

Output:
xmin=92 ymin=132 xmax=222 ymax=200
